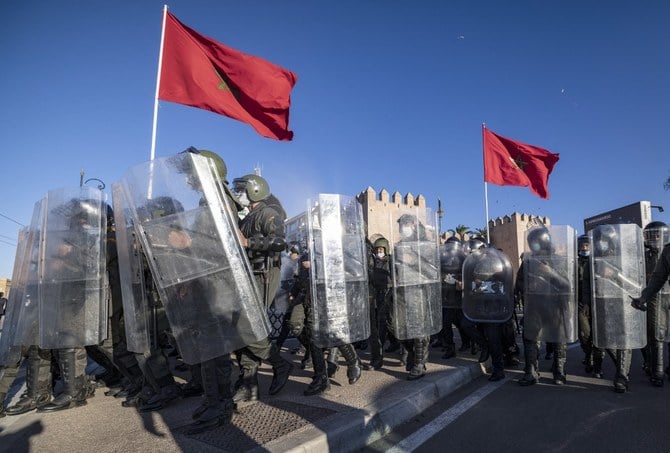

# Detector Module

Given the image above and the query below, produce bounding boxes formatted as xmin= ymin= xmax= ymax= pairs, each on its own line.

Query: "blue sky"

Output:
xmin=0 ymin=1 xmax=668 ymax=278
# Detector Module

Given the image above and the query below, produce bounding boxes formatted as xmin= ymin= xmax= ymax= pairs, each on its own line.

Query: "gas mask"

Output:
xmin=236 ymin=191 xmax=250 ymax=207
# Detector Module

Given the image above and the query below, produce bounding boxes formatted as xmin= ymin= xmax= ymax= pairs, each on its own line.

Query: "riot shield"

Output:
xmin=389 ymin=209 xmax=441 ymax=340
xmin=462 ymin=248 xmax=514 ymax=323
xmin=521 ymin=225 xmax=578 ymax=343
xmin=591 ymin=224 xmax=646 ymax=349
xmin=440 ymin=241 xmax=466 ymax=308
xmin=0 ymin=227 xmax=30 ymax=366
xmin=112 ymin=182 xmax=152 ymax=354
xmin=38 ymin=186 xmax=108 ymax=349
xmin=643 ymin=224 xmax=670 ymax=342
xmin=118 ymin=152 xmax=270 ymax=364
xmin=13 ymin=200 xmax=46 ymax=348
xmin=307 ymin=194 xmax=370 ymax=347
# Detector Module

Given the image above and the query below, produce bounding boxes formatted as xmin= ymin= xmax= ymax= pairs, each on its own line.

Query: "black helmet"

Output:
xmin=593 ymin=224 xmax=618 ymax=256
xmin=232 ymin=174 xmax=270 ymax=202
xmin=56 ymin=198 xmax=103 ymax=229
xmin=473 ymin=254 xmax=504 ymax=281
xmin=464 ymin=237 xmax=486 ymax=254
xmin=440 ymin=242 xmax=465 ymax=273
xmin=143 ymin=196 xmax=184 ymax=220
xmin=527 ymin=227 xmax=552 ymax=255
xmin=398 ymin=214 xmax=417 ymax=225
xmin=446 ymin=236 xmax=462 ymax=244
xmin=643 ymin=221 xmax=669 ymax=246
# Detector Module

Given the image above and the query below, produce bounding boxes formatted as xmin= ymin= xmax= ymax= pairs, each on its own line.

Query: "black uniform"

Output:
xmin=369 ymin=249 xmax=392 ymax=369
xmin=633 ymin=243 xmax=670 ymax=381
xmin=233 ymin=194 xmax=292 ymax=401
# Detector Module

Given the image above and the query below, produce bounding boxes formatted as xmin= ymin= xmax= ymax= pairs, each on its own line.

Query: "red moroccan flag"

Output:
xmin=483 ymin=127 xmax=560 ymax=199
xmin=159 ymin=11 xmax=297 ymax=141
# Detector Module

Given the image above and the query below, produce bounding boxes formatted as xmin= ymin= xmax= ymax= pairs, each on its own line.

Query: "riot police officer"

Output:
xmin=632 ymin=221 xmax=670 ymax=386
xmin=517 ymin=226 xmax=576 ymax=386
xmin=287 ymin=252 xmax=330 ymax=395
xmin=592 ymin=224 xmax=646 ymax=393
xmin=231 ymin=174 xmax=292 ymax=402
xmin=576 ymin=234 xmax=605 ymax=377
xmin=441 ymin=237 xmax=489 ymax=361
xmin=369 ymin=237 xmax=392 ymax=370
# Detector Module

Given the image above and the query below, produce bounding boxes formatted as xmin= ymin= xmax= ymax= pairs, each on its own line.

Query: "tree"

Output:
xmin=473 ymin=228 xmax=488 ymax=242
xmin=447 ymin=224 xmax=471 ymax=240
xmin=664 ymin=174 xmax=670 ymax=191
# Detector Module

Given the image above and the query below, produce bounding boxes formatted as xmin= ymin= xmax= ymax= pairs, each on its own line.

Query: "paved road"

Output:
xmin=366 ymin=343 xmax=670 ymax=453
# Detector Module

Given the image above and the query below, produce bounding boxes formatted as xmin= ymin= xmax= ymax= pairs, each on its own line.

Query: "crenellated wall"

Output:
xmin=357 ymin=186 xmax=430 ymax=244
xmin=489 ymin=212 xmax=551 ymax=279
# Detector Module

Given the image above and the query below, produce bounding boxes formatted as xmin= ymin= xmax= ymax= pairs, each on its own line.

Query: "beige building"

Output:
xmin=0 ymin=278 xmax=10 ymax=297
xmin=285 ymin=188 xmax=549 ymax=284
xmin=356 ymin=187 xmax=430 ymax=243
xmin=488 ymin=212 xmax=551 ymax=279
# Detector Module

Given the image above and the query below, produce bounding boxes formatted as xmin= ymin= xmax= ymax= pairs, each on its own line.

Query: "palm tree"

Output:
xmin=447 ymin=224 xmax=471 ymax=240
xmin=473 ymin=228 xmax=488 ymax=242
xmin=664 ymin=174 xmax=670 ymax=191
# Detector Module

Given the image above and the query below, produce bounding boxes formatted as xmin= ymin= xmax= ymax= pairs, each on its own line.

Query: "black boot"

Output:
xmin=232 ymin=367 xmax=259 ymax=403
xmin=5 ymin=362 xmax=52 ymax=416
xmin=122 ymin=385 xmax=155 ymax=408
xmin=326 ymin=348 xmax=340 ymax=378
xmin=187 ymin=357 xmax=234 ymax=434
xmin=408 ymin=338 xmax=428 ymax=381
xmin=650 ymin=341 xmax=665 ymax=387
xmin=267 ymin=344 xmax=293 ymax=395
xmin=518 ymin=339 xmax=539 ymax=386
xmin=583 ymin=351 xmax=594 ymax=374
xmin=592 ymin=351 xmax=604 ymax=378
xmin=613 ymin=349 xmax=631 ymax=393
xmin=442 ymin=344 xmax=456 ymax=360
xmin=370 ymin=354 xmax=384 ymax=370
xmin=338 ymin=344 xmax=362 ymax=384
xmin=138 ymin=382 xmax=181 ymax=412
xmin=552 ymin=344 xmax=567 ymax=385
xmin=304 ymin=374 xmax=330 ymax=396
xmin=39 ymin=349 xmax=91 ymax=413
xmin=478 ymin=347 xmax=490 ymax=363
xmin=399 ymin=343 xmax=408 ymax=367
xmin=0 ymin=392 xmax=6 ymax=418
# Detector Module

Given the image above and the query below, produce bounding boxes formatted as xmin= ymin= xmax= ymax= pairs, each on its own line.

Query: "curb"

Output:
xmin=260 ymin=361 xmax=484 ymax=453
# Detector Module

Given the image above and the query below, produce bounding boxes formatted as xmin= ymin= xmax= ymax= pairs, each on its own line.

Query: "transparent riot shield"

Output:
xmin=0 ymin=227 xmax=30 ymax=366
xmin=14 ymin=200 xmax=46 ymax=349
xmin=112 ymin=182 xmax=151 ymax=354
xmin=118 ymin=152 xmax=269 ymax=364
xmin=38 ymin=186 xmax=108 ymax=349
xmin=389 ymin=209 xmax=441 ymax=341
xmin=307 ymin=194 xmax=370 ymax=347
xmin=642 ymin=224 xmax=670 ymax=342
xmin=440 ymin=241 xmax=466 ymax=309
xmin=522 ymin=225 xmax=577 ymax=343
xmin=462 ymin=248 xmax=514 ymax=323
xmin=591 ymin=224 xmax=646 ymax=349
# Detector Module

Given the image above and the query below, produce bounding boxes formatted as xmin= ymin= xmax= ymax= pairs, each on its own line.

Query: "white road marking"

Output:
xmin=386 ymin=378 xmax=507 ymax=453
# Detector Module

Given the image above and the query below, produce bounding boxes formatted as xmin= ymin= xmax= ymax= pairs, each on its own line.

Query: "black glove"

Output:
xmin=630 ymin=296 xmax=647 ymax=311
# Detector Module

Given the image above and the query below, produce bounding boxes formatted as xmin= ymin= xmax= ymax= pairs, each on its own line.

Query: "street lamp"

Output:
xmin=651 ymin=205 xmax=664 ymax=213
xmin=79 ymin=170 xmax=106 ymax=190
